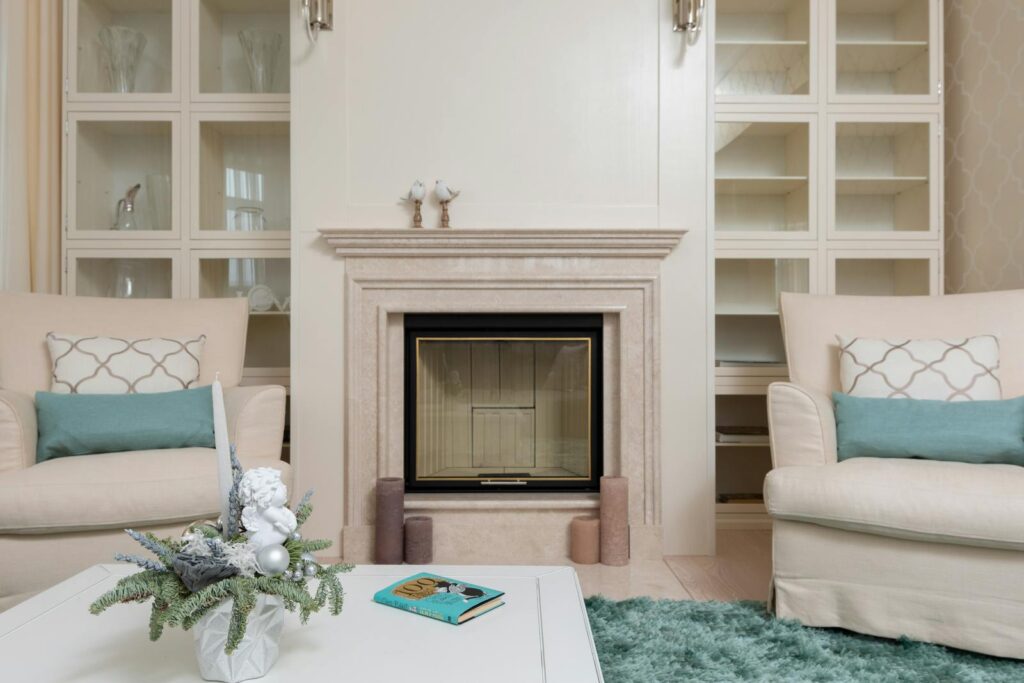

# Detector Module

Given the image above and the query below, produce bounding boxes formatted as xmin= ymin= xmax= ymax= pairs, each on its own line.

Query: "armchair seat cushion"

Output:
xmin=0 ymin=448 xmax=290 ymax=534
xmin=765 ymin=457 xmax=1024 ymax=551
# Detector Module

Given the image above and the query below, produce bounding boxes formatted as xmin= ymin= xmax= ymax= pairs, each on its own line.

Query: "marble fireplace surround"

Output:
xmin=320 ymin=228 xmax=685 ymax=563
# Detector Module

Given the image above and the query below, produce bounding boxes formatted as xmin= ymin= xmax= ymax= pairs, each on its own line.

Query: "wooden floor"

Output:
xmin=574 ymin=529 xmax=773 ymax=601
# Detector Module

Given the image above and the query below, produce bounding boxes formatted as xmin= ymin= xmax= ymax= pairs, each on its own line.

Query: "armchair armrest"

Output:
xmin=0 ymin=389 xmax=36 ymax=472
xmin=767 ymin=382 xmax=837 ymax=468
xmin=224 ymin=385 xmax=287 ymax=463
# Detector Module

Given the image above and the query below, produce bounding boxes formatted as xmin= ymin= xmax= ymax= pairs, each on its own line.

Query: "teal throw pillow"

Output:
xmin=35 ymin=386 xmax=215 ymax=463
xmin=833 ymin=392 xmax=1024 ymax=465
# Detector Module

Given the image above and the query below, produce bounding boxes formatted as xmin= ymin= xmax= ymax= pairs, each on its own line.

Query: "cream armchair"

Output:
xmin=0 ymin=292 xmax=289 ymax=610
xmin=764 ymin=290 xmax=1024 ymax=660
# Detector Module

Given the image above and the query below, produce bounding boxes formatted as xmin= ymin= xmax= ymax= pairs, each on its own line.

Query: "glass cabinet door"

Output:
xmin=716 ymin=0 xmax=813 ymax=101
xmin=69 ymin=114 xmax=178 ymax=237
xmin=192 ymin=116 xmax=290 ymax=238
xmin=831 ymin=0 xmax=937 ymax=101
xmin=830 ymin=251 xmax=937 ymax=295
xmin=69 ymin=251 xmax=178 ymax=298
xmin=193 ymin=252 xmax=290 ymax=373
xmin=715 ymin=117 xmax=813 ymax=238
xmin=831 ymin=117 xmax=937 ymax=238
xmin=195 ymin=0 xmax=290 ymax=98
xmin=70 ymin=0 xmax=178 ymax=99
xmin=715 ymin=254 xmax=814 ymax=366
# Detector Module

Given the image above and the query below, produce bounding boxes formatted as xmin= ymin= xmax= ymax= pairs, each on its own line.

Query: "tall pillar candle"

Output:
xmin=600 ymin=476 xmax=629 ymax=566
xmin=570 ymin=516 xmax=600 ymax=564
xmin=404 ymin=516 xmax=433 ymax=565
xmin=374 ymin=477 xmax=405 ymax=564
xmin=211 ymin=375 xmax=232 ymax=537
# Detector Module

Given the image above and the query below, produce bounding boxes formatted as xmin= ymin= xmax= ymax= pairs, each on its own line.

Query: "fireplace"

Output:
xmin=404 ymin=314 xmax=603 ymax=492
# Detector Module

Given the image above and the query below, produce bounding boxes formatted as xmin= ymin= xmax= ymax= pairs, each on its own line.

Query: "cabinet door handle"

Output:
xmin=673 ymin=0 xmax=706 ymax=34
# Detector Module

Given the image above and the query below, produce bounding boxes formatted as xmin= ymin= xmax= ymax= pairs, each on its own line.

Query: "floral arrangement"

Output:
xmin=89 ymin=450 xmax=352 ymax=654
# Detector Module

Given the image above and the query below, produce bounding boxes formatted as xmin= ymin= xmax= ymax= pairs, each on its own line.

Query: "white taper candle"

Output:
xmin=211 ymin=373 xmax=232 ymax=537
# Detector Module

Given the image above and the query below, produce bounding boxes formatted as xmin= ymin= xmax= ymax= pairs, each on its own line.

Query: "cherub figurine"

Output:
xmin=238 ymin=467 xmax=297 ymax=549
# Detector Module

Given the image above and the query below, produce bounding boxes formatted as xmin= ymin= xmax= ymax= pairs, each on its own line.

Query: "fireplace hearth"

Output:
xmin=404 ymin=314 xmax=603 ymax=492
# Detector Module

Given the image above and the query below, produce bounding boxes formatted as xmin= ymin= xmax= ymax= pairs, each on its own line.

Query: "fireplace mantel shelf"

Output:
xmin=319 ymin=227 xmax=686 ymax=258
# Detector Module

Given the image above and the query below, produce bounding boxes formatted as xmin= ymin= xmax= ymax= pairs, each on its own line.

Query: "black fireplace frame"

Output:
xmin=404 ymin=313 xmax=603 ymax=493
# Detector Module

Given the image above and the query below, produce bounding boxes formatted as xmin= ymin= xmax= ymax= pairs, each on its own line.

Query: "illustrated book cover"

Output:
xmin=372 ymin=572 xmax=505 ymax=625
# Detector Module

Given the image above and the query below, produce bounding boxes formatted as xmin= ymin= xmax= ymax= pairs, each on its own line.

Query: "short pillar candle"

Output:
xmin=600 ymin=476 xmax=629 ymax=566
xmin=404 ymin=516 xmax=434 ymax=564
xmin=374 ymin=477 xmax=405 ymax=564
xmin=570 ymin=516 xmax=600 ymax=564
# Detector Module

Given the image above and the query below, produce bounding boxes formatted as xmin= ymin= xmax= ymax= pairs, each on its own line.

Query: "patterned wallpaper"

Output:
xmin=944 ymin=0 xmax=1024 ymax=293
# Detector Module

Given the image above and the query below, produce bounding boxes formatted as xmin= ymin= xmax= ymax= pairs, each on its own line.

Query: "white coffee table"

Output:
xmin=0 ymin=564 xmax=603 ymax=682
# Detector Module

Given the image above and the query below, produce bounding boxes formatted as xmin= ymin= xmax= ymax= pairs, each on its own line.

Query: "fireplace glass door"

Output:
xmin=405 ymin=315 xmax=602 ymax=492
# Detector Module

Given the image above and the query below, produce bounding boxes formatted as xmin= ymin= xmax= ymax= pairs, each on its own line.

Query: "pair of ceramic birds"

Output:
xmin=401 ymin=180 xmax=459 ymax=204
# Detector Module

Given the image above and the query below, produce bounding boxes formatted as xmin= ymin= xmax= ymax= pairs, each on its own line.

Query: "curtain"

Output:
xmin=0 ymin=0 xmax=61 ymax=293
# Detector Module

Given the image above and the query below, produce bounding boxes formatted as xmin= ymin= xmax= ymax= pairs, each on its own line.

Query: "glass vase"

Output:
xmin=98 ymin=26 xmax=147 ymax=94
xmin=193 ymin=595 xmax=284 ymax=683
xmin=109 ymin=261 xmax=147 ymax=299
xmin=238 ymin=29 xmax=283 ymax=94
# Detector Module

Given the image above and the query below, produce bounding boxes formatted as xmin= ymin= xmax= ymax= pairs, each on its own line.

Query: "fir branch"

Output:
xmin=170 ymin=579 xmax=239 ymax=630
xmin=114 ymin=553 xmax=167 ymax=573
xmin=125 ymin=529 xmax=175 ymax=563
xmin=251 ymin=576 xmax=319 ymax=622
xmin=298 ymin=538 xmax=333 ymax=554
xmin=90 ymin=572 xmax=161 ymax=615
xmin=149 ymin=598 xmax=170 ymax=641
xmin=294 ymin=489 xmax=314 ymax=527
xmin=319 ymin=570 xmax=345 ymax=616
xmin=225 ymin=579 xmax=257 ymax=653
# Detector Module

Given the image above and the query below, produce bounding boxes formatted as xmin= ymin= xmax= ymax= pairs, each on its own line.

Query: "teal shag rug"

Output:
xmin=585 ymin=597 xmax=1024 ymax=682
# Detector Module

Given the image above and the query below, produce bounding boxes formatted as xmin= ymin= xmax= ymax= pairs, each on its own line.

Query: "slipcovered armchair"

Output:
xmin=0 ymin=292 xmax=289 ymax=610
xmin=765 ymin=290 xmax=1024 ymax=660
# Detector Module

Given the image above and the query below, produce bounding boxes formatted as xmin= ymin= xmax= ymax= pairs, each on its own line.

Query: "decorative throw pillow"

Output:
xmin=46 ymin=332 xmax=205 ymax=395
xmin=833 ymin=392 xmax=1024 ymax=465
xmin=35 ymin=387 xmax=215 ymax=462
xmin=837 ymin=335 xmax=1000 ymax=401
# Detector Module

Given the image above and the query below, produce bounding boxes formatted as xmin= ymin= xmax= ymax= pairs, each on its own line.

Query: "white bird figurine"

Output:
xmin=400 ymin=180 xmax=426 ymax=203
xmin=434 ymin=180 xmax=460 ymax=202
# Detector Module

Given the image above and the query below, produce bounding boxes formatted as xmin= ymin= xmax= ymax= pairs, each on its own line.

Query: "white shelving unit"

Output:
xmin=62 ymin=0 xmax=292 ymax=395
xmin=711 ymin=0 xmax=943 ymax=529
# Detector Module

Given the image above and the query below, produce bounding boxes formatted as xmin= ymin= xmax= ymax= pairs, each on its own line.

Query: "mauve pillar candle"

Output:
xmin=570 ymin=516 xmax=600 ymax=564
xmin=600 ymin=476 xmax=629 ymax=566
xmin=404 ymin=516 xmax=433 ymax=564
xmin=374 ymin=477 xmax=405 ymax=564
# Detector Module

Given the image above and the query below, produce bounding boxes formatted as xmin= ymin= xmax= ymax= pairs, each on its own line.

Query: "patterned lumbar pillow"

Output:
xmin=837 ymin=335 xmax=1000 ymax=401
xmin=46 ymin=332 xmax=206 ymax=394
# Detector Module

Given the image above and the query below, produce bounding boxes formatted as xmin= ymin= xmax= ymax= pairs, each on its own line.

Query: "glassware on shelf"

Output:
xmin=238 ymin=29 xmax=283 ymax=93
xmin=145 ymin=174 xmax=171 ymax=231
xmin=109 ymin=261 xmax=148 ymax=299
xmin=232 ymin=206 xmax=267 ymax=232
xmin=113 ymin=184 xmax=142 ymax=231
xmin=98 ymin=26 xmax=147 ymax=94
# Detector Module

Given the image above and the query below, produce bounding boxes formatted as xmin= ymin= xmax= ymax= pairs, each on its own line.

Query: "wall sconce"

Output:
xmin=301 ymin=0 xmax=333 ymax=44
xmin=673 ymin=0 xmax=705 ymax=34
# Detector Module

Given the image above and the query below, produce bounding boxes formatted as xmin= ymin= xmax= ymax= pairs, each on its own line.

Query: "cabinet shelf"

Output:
xmin=837 ymin=42 xmax=928 ymax=74
xmin=836 ymin=176 xmax=927 ymax=195
xmin=716 ymin=177 xmax=807 ymax=195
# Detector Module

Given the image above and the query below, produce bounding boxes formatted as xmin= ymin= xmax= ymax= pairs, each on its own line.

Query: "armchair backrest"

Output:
xmin=0 ymin=292 xmax=249 ymax=396
xmin=780 ymin=290 xmax=1024 ymax=398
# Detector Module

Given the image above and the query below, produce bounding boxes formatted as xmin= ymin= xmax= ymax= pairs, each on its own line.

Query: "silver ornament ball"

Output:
xmin=303 ymin=563 xmax=318 ymax=577
xmin=300 ymin=552 xmax=317 ymax=564
xmin=256 ymin=544 xmax=290 ymax=576
xmin=290 ymin=531 xmax=302 ymax=541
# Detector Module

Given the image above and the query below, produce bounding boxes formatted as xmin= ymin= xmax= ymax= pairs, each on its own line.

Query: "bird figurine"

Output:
xmin=400 ymin=180 xmax=427 ymax=228
xmin=434 ymin=180 xmax=460 ymax=228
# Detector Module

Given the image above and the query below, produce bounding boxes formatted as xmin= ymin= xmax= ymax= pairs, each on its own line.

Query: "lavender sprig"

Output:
xmin=114 ymin=553 xmax=168 ymax=572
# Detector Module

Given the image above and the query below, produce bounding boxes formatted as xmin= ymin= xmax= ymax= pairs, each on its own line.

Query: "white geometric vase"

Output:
xmin=193 ymin=595 xmax=284 ymax=683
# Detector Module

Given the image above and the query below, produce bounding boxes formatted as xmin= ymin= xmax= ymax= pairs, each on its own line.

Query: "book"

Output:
xmin=715 ymin=426 xmax=769 ymax=444
xmin=372 ymin=572 xmax=505 ymax=625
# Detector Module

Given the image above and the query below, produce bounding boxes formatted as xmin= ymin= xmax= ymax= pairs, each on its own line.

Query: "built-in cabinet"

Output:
xmin=712 ymin=0 xmax=943 ymax=528
xmin=61 ymin=0 xmax=291 ymax=398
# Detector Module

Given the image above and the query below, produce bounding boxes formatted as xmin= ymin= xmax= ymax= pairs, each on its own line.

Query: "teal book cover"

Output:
xmin=373 ymin=573 xmax=506 ymax=625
